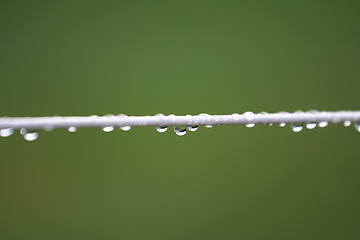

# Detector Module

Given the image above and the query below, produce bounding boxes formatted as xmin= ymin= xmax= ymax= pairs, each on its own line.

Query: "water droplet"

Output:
xmin=243 ymin=111 xmax=255 ymax=127
xmin=318 ymin=121 xmax=328 ymax=128
xmin=355 ymin=123 xmax=360 ymax=132
xmin=291 ymin=123 xmax=303 ymax=132
xmin=243 ymin=111 xmax=255 ymax=121
xmin=21 ymin=129 xmax=39 ymax=141
xmin=232 ymin=113 xmax=241 ymax=119
xmin=174 ymin=126 xmax=186 ymax=136
xmin=279 ymin=123 xmax=286 ymax=127
xmin=68 ymin=127 xmax=77 ymax=132
xmin=102 ymin=126 xmax=114 ymax=132
xmin=343 ymin=121 xmax=351 ymax=127
xmin=0 ymin=128 xmax=14 ymax=137
xmin=154 ymin=114 xmax=167 ymax=132
xmin=198 ymin=113 xmax=213 ymax=128
xmin=306 ymin=122 xmax=316 ymax=129
xmin=120 ymin=126 xmax=131 ymax=131
xmin=187 ymin=125 xmax=198 ymax=132
xmin=156 ymin=126 xmax=168 ymax=132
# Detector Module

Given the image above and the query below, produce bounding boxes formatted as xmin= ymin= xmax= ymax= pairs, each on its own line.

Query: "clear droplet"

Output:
xmin=156 ymin=126 xmax=168 ymax=132
xmin=318 ymin=121 xmax=328 ymax=128
xmin=243 ymin=111 xmax=255 ymax=127
xmin=116 ymin=114 xmax=131 ymax=131
xmin=155 ymin=114 xmax=167 ymax=132
xmin=279 ymin=123 xmax=286 ymax=127
xmin=187 ymin=125 xmax=198 ymax=132
xmin=306 ymin=122 xmax=316 ymax=129
xmin=174 ymin=126 xmax=186 ymax=136
xmin=21 ymin=129 xmax=39 ymax=141
xmin=120 ymin=126 xmax=131 ymax=131
xmin=101 ymin=114 xmax=115 ymax=132
xmin=243 ymin=111 xmax=255 ymax=121
xmin=232 ymin=113 xmax=241 ymax=119
xmin=291 ymin=123 xmax=303 ymax=132
xmin=68 ymin=127 xmax=77 ymax=132
xmin=0 ymin=128 xmax=14 ymax=137
xmin=20 ymin=128 xmax=27 ymax=135
xmin=198 ymin=113 xmax=212 ymax=128
xmin=102 ymin=126 xmax=114 ymax=132
xmin=354 ymin=123 xmax=360 ymax=132
xmin=343 ymin=121 xmax=351 ymax=127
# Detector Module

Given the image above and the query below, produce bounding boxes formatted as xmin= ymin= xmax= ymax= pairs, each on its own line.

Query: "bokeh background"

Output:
xmin=1 ymin=1 xmax=360 ymax=239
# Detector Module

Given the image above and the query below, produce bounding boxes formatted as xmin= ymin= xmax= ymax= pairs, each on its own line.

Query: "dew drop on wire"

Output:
xmin=0 ymin=128 xmax=14 ymax=137
xmin=120 ymin=126 xmax=131 ymax=131
xmin=318 ymin=121 xmax=328 ymax=128
xmin=279 ymin=123 xmax=286 ymax=127
xmin=205 ymin=125 xmax=213 ymax=128
xmin=306 ymin=122 xmax=316 ymax=129
xmin=291 ymin=123 xmax=303 ymax=132
xmin=243 ymin=112 xmax=255 ymax=127
xmin=187 ymin=125 xmax=198 ymax=132
xmin=243 ymin=111 xmax=255 ymax=121
xmin=156 ymin=126 xmax=168 ymax=133
xmin=155 ymin=114 xmax=167 ymax=132
xmin=102 ymin=126 xmax=114 ymax=132
xmin=21 ymin=129 xmax=39 ymax=141
xmin=68 ymin=127 xmax=77 ymax=133
xmin=343 ymin=121 xmax=351 ymax=127
xmin=355 ymin=123 xmax=360 ymax=132
xmin=174 ymin=126 xmax=187 ymax=136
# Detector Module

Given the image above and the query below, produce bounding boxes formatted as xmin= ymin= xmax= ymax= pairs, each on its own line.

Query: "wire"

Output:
xmin=0 ymin=111 xmax=360 ymax=130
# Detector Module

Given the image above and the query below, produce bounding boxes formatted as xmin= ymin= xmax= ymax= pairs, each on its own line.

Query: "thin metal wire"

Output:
xmin=0 ymin=111 xmax=360 ymax=130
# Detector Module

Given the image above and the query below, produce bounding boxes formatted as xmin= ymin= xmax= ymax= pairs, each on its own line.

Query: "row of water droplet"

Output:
xmin=1 ymin=112 xmax=360 ymax=140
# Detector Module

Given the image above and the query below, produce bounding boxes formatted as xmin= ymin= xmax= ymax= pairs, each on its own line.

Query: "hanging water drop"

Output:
xmin=21 ymin=129 xmax=39 ymax=141
xmin=205 ymin=125 xmax=213 ymax=128
xmin=354 ymin=123 xmax=360 ymax=132
xmin=291 ymin=123 xmax=303 ymax=132
xmin=0 ymin=128 xmax=14 ymax=137
xmin=154 ymin=114 xmax=167 ymax=132
xmin=68 ymin=127 xmax=77 ymax=132
xmin=120 ymin=126 xmax=131 ymax=131
xmin=243 ymin=111 xmax=255 ymax=128
xmin=279 ymin=123 xmax=286 ymax=127
xmin=343 ymin=121 xmax=351 ymax=127
xmin=243 ymin=111 xmax=255 ymax=121
xmin=101 ymin=114 xmax=115 ymax=132
xmin=156 ymin=126 xmax=168 ymax=133
xmin=174 ymin=126 xmax=187 ymax=136
xmin=102 ymin=126 xmax=114 ymax=132
xmin=306 ymin=122 xmax=316 ymax=129
xmin=318 ymin=121 xmax=328 ymax=128
xmin=187 ymin=125 xmax=198 ymax=132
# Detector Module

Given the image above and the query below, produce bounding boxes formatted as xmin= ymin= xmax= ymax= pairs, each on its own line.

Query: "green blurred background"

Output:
xmin=1 ymin=1 xmax=360 ymax=239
